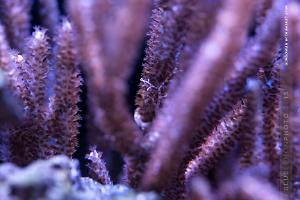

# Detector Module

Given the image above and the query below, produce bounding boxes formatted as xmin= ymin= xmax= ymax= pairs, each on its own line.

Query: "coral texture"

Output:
xmin=0 ymin=0 xmax=299 ymax=199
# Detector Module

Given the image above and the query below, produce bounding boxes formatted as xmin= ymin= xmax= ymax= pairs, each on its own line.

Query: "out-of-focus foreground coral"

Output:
xmin=0 ymin=0 xmax=299 ymax=199
xmin=0 ymin=155 xmax=158 ymax=200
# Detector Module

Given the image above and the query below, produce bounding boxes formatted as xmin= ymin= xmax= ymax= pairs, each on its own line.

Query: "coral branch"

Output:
xmin=188 ymin=0 xmax=283 ymax=151
xmin=47 ymin=20 xmax=81 ymax=156
xmin=186 ymin=177 xmax=215 ymax=200
xmin=124 ymin=152 xmax=149 ymax=188
xmin=135 ymin=0 xmax=221 ymax=128
xmin=142 ymin=0 xmax=257 ymax=191
xmin=255 ymin=0 xmax=273 ymax=26
xmin=25 ymin=27 xmax=50 ymax=119
xmin=67 ymin=0 xmax=106 ymax=87
xmin=37 ymin=0 xmax=59 ymax=37
xmin=185 ymin=101 xmax=245 ymax=181
xmin=86 ymin=147 xmax=112 ymax=185
xmin=135 ymin=7 xmax=177 ymax=127
xmin=135 ymin=0 xmax=195 ymax=126
xmin=0 ymin=0 xmax=31 ymax=51
xmin=218 ymin=172 xmax=284 ymax=200
xmin=260 ymin=63 xmax=281 ymax=183
xmin=10 ymin=52 xmax=35 ymax=115
xmin=0 ymin=1 xmax=296 ymax=199
xmin=239 ymin=79 xmax=260 ymax=168
xmin=68 ymin=0 xmax=151 ymax=156
xmin=178 ymin=0 xmax=221 ymax=74
xmin=0 ymin=23 xmax=10 ymax=72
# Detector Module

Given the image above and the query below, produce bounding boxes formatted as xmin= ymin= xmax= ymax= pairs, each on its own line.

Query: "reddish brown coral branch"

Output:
xmin=239 ymin=80 xmax=260 ymax=168
xmin=8 ymin=121 xmax=40 ymax=166
xmin=47 ymin=20 xmax=81 ymax=157
xmin=3 ymin=27 xmax=55 ymax=165
xmin=135 ymin=7 xmax=177 ymax=128
xmin=185 ymin=102 xmax=246 ymax=181
xmin=135 ymin=0 xmax=197 ymax=127
xmin=131 ymin=0 xmax=220 ymax=187
xmin=142 ymin=0 xmax=257 ymax=191
xmin=67 ymin=0 xmax=109 ymax=151
xmin=0 ymin=0 xmax=31 ymax=51
xmin=86 ymin=147 xmax=112 ymax=185
xmin=9 ymin=53 xmax=35 ymax=115
xmin=260 ymin=63 xmax=281 ymax=183
xmin=124 ymin=152 xmax=149 ymax=188
xmin=188 ymin=0 xmax=283 ymax=151
xmin=163 ymin=101 xmax=246 ymax=200
xmin=25 ymin=28 xmax=50 ymax=119
xmin=135 ymin=0 xmax=221 ymax=129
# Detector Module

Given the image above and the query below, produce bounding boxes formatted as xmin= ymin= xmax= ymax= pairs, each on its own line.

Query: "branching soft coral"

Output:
xmin=68 ymin=0 xmax=151 ymax=156
xmin=0 ymin=16 xmax=81 ymax=165
xmin=142 ymin=0 xmax=257 ymax=190
xmin=0 ymin=0 xmax=297 ymax=200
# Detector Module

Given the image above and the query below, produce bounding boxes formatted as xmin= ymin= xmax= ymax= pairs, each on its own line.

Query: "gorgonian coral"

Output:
xmin=0 ymin=0 xmax=299 ymax=199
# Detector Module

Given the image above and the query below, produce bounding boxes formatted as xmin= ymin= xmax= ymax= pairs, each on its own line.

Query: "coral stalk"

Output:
xmin=0 ymin=0 xmax=31 ymax=51
xmin=86 ymin=147 xmax=112 ymax=185
xmin=142 ymin=0 xmax=257 ymax=190
xmin=47 ymin=20 xmax=81 ymax=157
xmin=185 ymin=101 xmax=246 ymax=181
